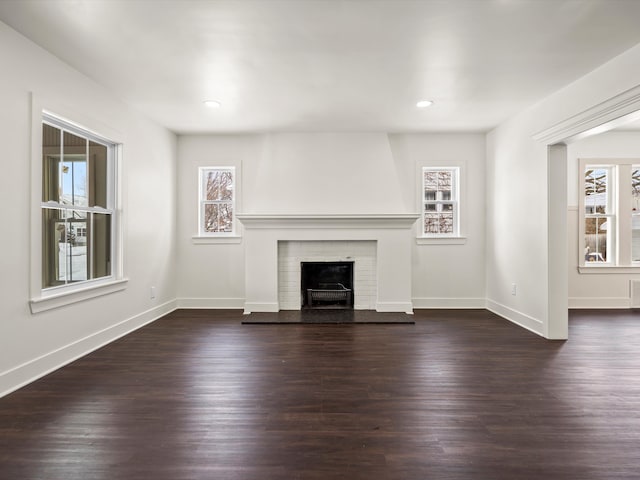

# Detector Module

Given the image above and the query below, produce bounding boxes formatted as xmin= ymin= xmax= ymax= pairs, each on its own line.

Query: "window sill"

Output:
xmin=416 ymin=236 xmax=467 ymax=245
xmin=578 ymin=265 xmax=640 ymax=274
xmin=30 ymin=278 xmax=128 ymax=314
xmin=192 ymin=235 xmax=242 ymax=245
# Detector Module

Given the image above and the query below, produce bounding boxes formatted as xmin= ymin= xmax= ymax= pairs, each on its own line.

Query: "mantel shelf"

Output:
xmin=236 ymin=213 xmax=420 ymax=229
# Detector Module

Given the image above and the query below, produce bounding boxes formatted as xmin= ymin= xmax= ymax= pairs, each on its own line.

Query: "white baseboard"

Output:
xmin=486 ymin=299 xmax=545 ymax=337
xmin=243 ymin=302 xmax=279 ymax=314
xmin=176 ymin=298 xmax=245 ymax=309
xmin=0 ymin=300 xmax=177 ymax=398
xmin=569 ymin=297 xmax=630 ymax=309
xmin=376 ymin=301 xmax=414 ymax=314
xmin=412 ymin=297 xmax=487 ymax=309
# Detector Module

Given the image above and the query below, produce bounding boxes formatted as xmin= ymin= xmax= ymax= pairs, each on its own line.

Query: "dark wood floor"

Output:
xmin=1 ymin=309 xmax=639 ymax=480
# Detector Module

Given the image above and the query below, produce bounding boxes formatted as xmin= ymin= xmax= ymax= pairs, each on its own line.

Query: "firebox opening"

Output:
xmin=301 ymin=261 xmax=354 ymax=309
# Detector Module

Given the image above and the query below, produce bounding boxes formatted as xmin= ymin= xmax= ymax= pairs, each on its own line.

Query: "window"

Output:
xmin=41 ymin=114 xmax=116 ymax=290
xmin=422 ymin=167 xmax=459 ymax=236
xmin=580 ymin=159 xmax=640 ymax=267
xmin=583 ymin=167 xmax=613 ymax=263
xmin=199 ymin=167 xmax=235 ymax=235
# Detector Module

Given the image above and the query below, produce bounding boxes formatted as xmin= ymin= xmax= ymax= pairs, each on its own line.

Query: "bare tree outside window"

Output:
xmin=200 ymin=168 xmax=235 ymax=234
xmin=423 ymin=168 xmax=457 ymax=235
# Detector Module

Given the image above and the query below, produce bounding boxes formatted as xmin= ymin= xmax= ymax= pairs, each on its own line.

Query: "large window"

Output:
xmin=580 ymin=159 xmax=640 ymax=267
xmin=199 ymin=167 xmax=235 ymax=235
xmin=41 ymin=114 xmax=116 ymax=290
xmin=422 ymin=167 xmax=459 ymax=236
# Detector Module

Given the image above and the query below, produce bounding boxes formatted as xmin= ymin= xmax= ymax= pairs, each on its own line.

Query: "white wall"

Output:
xmin=389 ymin=134 xmax=487 ymax=308
xmin=487 ymin=42 xmax=640 ymax=338
xmin=176 ymin=132 xmax=486 ymax=309
xmin=0 ymin=21 xmax=178 ymax=396
xmin=567 ymin=131 xmax=640 ymax=308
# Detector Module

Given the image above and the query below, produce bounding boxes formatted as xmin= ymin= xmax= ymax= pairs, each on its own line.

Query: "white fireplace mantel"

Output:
xmin=236 ymin=213 xmax=420 ymax=229
xmin=237 ymin=213 xmax=419 ymax=314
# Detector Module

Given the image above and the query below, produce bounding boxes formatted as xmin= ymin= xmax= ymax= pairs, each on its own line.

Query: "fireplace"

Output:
xmin=236 ymin=214 xmax=419 ymax=314
xmin=301 ymin=261 xmax=354 ymax=309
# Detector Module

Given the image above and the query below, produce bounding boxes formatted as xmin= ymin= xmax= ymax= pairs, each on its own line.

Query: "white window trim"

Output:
xmin=418 ymin=166 xmax=463 ymax=243
xmin=578 ymin=157 xmax=640 ymax=271
xmin=416 ymin=236 xmax=467 ymax=245
xmin=195 ymin=166 xmax=241 ymax=240
xmin=191 ymin=235 xmax=242 ymax=244
xmin=29 ymin=94 xmax=126 ymax=312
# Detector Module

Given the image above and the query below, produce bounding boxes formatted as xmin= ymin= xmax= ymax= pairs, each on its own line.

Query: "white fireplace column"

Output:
xmin=236 ymin=214 xmax=419 ymax=314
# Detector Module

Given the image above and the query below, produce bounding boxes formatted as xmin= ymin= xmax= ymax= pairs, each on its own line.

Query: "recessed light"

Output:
xmin=416 ymin=100 xmax=434 ymax=108
xmin=203 ymin=100 xmax=221 ymax=108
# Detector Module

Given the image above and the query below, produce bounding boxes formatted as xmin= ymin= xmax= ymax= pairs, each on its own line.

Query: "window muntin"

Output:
xmin=422 ymin=167 xmax=459 ymax=236
xmin=41 ymin=115 xmax=115 ymax=290
xmin=199 ymin=167 xmax=235 ymax=235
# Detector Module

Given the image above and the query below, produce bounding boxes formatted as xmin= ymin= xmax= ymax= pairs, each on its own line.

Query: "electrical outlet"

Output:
xmin=150 ymin=286 xmax=156 ymax=299
xmin=511 ymin=284 xmax=517 ymax=296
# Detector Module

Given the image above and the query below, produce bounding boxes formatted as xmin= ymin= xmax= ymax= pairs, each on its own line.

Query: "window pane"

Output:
xmin=585 ymin=168 xmax=608 ymax=214
xmin=61 ymin=132 xmax=88 ymax=207
xmin=65 ymin=210 xmax=88 ymax=283
xmin=424 ymin=171 xmax=438 ymax=191
xmin=42 ymin=208 xmax=87 ymax=286
xmin=439 ymin=212 xmax=454 ymax=234
xmin=633 ymin=214 xmax=640 ymax=262
xmin=441 ymin=203 xmax=454 ymax=212
xmin=42 ymin=124 xmax=61 ymax=203
xmin=42 ymin=208 xmax=64 ymax=288
xmin=437 ymin=171 xmax=452 ymax=191
xmin=91 ymin=212 xmax=111 ymax=279
xmin=89 ymin=141 xmax=108 ymax=208
xmin=584 ymin=217 xmax=608 ymax=262
xmin=204 ymin=203 xmax=233 ymax=233
xmin=424 ymin=212 xmax=440 ymax=234
xmin=632 ymin=168 xmax=640 ymax=262
xmin=204 ymin=204 xmax=219 ymax=232
xmin=205 ymin=170 xmax=233 ymax=201
xmin=219 ymin=203 xmax=233 ymax=232
xmin=424 ymin=203 xmax=437 ymax=212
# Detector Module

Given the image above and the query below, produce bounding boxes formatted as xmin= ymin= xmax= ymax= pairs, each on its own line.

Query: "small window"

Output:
xmin=199 ymin=167 xmax=235 ymax=235
xmin=41 ymin=114 xmax=117 ymax=290
xmin=422 ymin=167 xmax=459 ymax=236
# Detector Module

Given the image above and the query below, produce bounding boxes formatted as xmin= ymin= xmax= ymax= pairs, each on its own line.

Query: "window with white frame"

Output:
xmin=580 ymin=159 xmax=640 ymax=266
xmin=41 ymin=114 xmax=117 ymax=290
xmin=422 ymin=167 xmax=459 ymax=236
xmin=199 ymin=167 xmax=235 ymax=235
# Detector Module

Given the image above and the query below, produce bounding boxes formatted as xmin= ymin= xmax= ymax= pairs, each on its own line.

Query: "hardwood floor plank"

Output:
xmin=1 ymin=309 xmax=640 ymax=479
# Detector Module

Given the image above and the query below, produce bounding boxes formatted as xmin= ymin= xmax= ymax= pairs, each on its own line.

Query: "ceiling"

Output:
xmin=2 ymin=0 xmax=640 ymax=134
